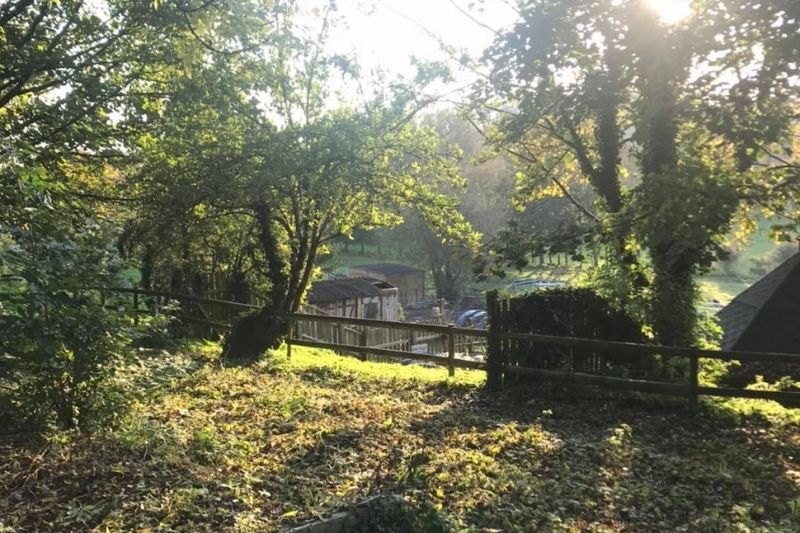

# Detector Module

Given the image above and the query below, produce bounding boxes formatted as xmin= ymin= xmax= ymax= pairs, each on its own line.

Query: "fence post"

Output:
xmin=359 ymin=326 xmax=368 ymax=360
xmin=689 ymin=352 xmax=699 ymax=410
xmin=486 ymin=290 xmax=503 ymax=391
xmin=447 ymin=324 xmax=455 ymax=378
xmin=133 ymin=291 xmax=139 ymax=326
xmin=287 ymin=318 xmax=293 ymax=360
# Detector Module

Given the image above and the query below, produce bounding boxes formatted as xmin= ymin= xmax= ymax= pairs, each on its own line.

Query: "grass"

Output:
xmin=1 ymin=344 xmax=799 ymax=532
xmin=318 ymin=245 xmax=427 ymax=274
xmin=698 ymin=277 xmax=751 ymax=305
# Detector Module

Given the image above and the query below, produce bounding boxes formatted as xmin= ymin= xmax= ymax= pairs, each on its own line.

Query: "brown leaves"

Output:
xmin=1 ymin=346 xmax=799 ymax=531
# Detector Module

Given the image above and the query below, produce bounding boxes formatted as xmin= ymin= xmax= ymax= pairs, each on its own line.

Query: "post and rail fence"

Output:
xmin=96 ymin=286 xmax=800 ymax=407
xmin=288 ymin=313 xmax=487 ymax=375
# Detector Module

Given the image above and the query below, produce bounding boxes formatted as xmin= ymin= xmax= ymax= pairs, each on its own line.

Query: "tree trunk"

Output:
xmin=224 ymin=203 xmax=289 ymax=359
xmin=223 ymin=306 xmax=290 ymax=359
xmin=650 ymin=257 xmax=696 ymax=347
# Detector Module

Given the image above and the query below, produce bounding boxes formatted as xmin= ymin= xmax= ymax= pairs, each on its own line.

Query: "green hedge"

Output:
xmin=486 ymin=288 xmax=655 ymax=388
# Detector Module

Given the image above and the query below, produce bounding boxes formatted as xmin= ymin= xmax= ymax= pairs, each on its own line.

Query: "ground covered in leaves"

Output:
xmin=2 ymin=344 xmax=799 ymax=532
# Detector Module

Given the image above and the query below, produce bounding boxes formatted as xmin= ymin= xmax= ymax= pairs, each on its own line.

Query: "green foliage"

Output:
xmin=13 ymin=298 xmax=132 ymax=432
xmin=113 ymin=2 xmax=480 ymax=356
xmin=473 ymin=0 xmax=799 ymax=346
xmin=133 ymin=300 xmax=180 ymax=350
xmin=0 ymin=176 xmax=159 ymax=431
xmin=0 ymin=0 xmax=236 ymax=432
xmin=0 ymin=234 xmax=137 ymax=431
xmin=344 ymin=498 xmax=455 ymax=533
xmin=487 ymin=287 xmax=655 ymax=383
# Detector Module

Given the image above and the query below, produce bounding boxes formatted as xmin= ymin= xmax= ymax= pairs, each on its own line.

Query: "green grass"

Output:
xmin=2 ymin=345 xmax=799 ymax=532
xmin=318 ymin=245 xmax=428 ymax=273
xmin=698 ymin=277 xmax=751 ymax=305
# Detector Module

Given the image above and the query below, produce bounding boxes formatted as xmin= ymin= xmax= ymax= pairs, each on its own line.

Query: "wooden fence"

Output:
xmin=485 ymin=328 xmax=800 ymax=407
xmin=96 ymin=286 xmax=257 ymax=334
xmin=97 ymin=287 xmax=800 ymax=406
xmin=288 ymin=314 xmax=487 ymax=376
xmin=96 ymin=287 xmax=487 ymax=375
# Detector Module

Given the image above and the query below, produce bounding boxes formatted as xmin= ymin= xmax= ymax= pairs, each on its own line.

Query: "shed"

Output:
xmin=718 ymin=251 xmax=800 ymax=353
xmin=307 ymin=277 xmax=399 ymax=321
xmin=348 ymin=263 xmax=425 ymax=304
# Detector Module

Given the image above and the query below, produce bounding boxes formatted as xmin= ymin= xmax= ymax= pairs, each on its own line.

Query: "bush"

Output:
xmin=487 ymin=288 xmax=656 ymax=381
xmin=133 ymin=299 xmax=179 ymax=349
xmin=0 ymin=221 xmax=149 ymax=433
xmin=1 ymin=291 xmax=136 ymax=431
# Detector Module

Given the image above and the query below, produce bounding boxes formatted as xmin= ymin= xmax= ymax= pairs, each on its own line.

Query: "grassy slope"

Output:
xmin=1 ymin=346 xmax=799 ymax=532
xmin=699 ymin=219 xmax=786 ymax=304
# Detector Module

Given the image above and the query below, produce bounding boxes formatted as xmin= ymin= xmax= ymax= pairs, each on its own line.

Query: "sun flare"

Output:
xmin=646 ymin=0 xmax=692 ymax=24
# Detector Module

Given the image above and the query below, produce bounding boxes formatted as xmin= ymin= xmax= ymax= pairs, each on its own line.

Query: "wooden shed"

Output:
xmin=306 ymin=277 xmax=399 ymax=321
xmin=348 ymin=263 xmax=425 ymax=305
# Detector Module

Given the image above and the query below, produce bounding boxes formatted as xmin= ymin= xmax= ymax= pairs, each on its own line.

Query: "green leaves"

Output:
xmin=474 ymin=0 xmax=798 ymax=345
xmin=121 ymin=1 xmax=477 ymax=329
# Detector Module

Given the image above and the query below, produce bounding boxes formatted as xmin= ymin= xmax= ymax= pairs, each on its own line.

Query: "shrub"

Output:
xmin=487 ymin=288 xmax=657 ymax=381
xmin=0 ymin=223 xmax=149 ymax=433
xmin=1 ymin=290 xmax=136 ymax=431
xmin=133 ymin=299 xmax=180 ymax=349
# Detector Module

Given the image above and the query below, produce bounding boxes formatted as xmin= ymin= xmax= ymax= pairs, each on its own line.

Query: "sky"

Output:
xmin=309 ymin=0 xmax=691 ymax=101
xmin=324 ymin=0 xmax=518 ymax=85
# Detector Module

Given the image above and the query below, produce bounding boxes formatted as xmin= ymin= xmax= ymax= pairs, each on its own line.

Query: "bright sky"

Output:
xmin=318 ymin=0 xmax=691 ymax=91
xmin=325 ymin=1 xmax=517 ymax=82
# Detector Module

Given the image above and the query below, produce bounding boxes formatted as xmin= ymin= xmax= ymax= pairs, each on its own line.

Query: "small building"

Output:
xmin=718 ymin=252 xmax=800 ymax=353
xmin=348 ymin=263 xmax=426 ymax=305
xmin=307 ymin=277 xmax=399 ymax=321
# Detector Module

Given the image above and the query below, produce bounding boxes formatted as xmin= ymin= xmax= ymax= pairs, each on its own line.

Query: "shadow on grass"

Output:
xmin=0 ymin=420 xmax=252 ymax=532
xmin=403 ymin=382 xmax=800 ymax=531
xmin=2 ymin=357 xmax=797 ymax=532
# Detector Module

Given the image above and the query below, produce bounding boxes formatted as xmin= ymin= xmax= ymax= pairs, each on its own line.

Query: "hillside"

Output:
xmin=2 ymin=346 xmax=798 ymax=532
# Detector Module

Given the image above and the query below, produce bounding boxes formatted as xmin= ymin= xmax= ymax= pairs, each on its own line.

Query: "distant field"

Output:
xmin=698 ymin=277 xmax=750 ymax=305
xmin=700 ymin=218 xmax=795 ymax=304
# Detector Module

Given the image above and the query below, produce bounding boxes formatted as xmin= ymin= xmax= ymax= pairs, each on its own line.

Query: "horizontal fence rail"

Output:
xmin=494 ymin=330 xmax=800 ymax=366
xmin=288 ymin=313 xmax=488 ymax=375
xmin=487 ymin=329 xmax=800 ymax=406
xmin=95 ymin=287 xmax=799 ymax=405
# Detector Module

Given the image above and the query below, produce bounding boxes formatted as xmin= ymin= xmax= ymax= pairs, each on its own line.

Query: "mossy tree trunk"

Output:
xmin=223 ymin=201 xmax=325 ymax=359
xmin=224 ymin=203 xmax=290 ymax=358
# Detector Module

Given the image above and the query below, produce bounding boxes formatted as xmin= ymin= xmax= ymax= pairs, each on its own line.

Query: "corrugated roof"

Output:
xmin=349 ymin=263 xmax=424 ymax=276
xmin=307 ymin=277 xmax=396 ymax=303
xmin=718 ymin=252 xmax=800 ymax=352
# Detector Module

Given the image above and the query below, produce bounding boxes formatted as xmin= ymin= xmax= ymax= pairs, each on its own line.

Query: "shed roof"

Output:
xmin=717 ymin=252 xmax=800 ymax=352
xmin=349 ymin=263 xmax=424 ymax=276
xmin=307 ymin=277 xmax=396 ymax=303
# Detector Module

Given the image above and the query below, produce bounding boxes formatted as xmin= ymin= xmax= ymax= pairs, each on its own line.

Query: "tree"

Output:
xmin=0 ymin=0 xmax=256 ymax=429
xmin=423 ymin=110 xmax=515 ymax=236
xmin=123 ymin=2 xmax=477 ymax=358
xmin=388 ymin=111 xmax=515 ymax=301
xmin=474 ymin=0 xmax=799 ymax=345
xmin=0 ymin=0 xmax=172 ymax=429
